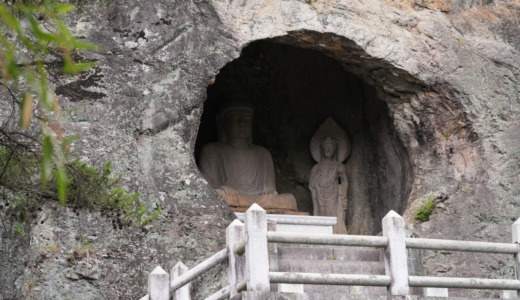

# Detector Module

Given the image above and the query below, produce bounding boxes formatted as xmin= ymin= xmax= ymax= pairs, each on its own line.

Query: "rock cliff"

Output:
xmin=1 ymin=0 xmax=519 ymax=298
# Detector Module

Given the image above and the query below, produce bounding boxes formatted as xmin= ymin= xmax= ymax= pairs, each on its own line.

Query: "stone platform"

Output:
xmin=234 ymin=213 xmax=336 ymax=234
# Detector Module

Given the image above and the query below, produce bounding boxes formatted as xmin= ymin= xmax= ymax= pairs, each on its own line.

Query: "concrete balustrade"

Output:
xmin=138 ymin=207 xmax=520 ymax=300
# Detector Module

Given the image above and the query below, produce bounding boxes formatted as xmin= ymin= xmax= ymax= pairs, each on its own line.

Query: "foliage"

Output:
xmin=12 ymin=221 xmax=27 ymax=237
xmin=0 ymin=1 xmax=161 ymax=230
xmin=414 ymin=198 xmax=436 ymax=221
xmin=0 ymin=146 xmax=161 ymax=227
xmin=62 ymin=160 xmax=162 ymax=226
xmin=0 ymin=0 xmax=97 ymax=204
xmin=67 ymin=236 xmax=98 ymax=262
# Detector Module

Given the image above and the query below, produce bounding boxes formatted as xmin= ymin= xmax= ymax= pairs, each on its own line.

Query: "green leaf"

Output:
xmin=56 ymin=166 xmax=67 ymax=205
xmin=102 ymin=161 xmax=112 ymax=175
xmin=0 ymin=38 xmax=18 ymax=80
xmin=36 ymin=64 xmax=53 ymax=109
xmin=63 ymin=61 xmax=96 ymax=75
xmin=12 ymin=221 xmax=26 ymax=237
xmin=72 ymin=40 xmax=100 ymax=51
xmin=74 ymin=61 xmax=96 ymax=73
xmin=62 ymin=55 xmax=75 ymax=74
xmin=25 ymin=69 xmax=37 ymax=88
xmin=20 ymin=35 xmax=37 ymax=53
xmin=56 ymin=20 xmax=73 ymax=43
xmin=0 ymin=5 xmax=23 ymax=33
xmin=27 ymin=14 xmax=59 ymax=44
xmin=54 ymin=4 xmax=74 ymax=15
xmin=62 ymin=134 xmax=80 ymax=153
xmin=64 ymin=134 xmax=80 ymax=145
xmin=5 ymin=50 xmax=21 ymax=79
xmin=16 ymin=4 xmax=39 ymax=14
xmin=41 ymin=135 xmax=53 ymax=183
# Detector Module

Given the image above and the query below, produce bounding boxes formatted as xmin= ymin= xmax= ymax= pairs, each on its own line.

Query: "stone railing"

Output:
xmin=139 ymin=204 xmax=520 ymax=299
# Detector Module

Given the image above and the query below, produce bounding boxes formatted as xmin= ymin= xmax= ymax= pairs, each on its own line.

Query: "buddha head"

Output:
xmin=321 ymin=136 xmax=337 ymax=160
xmin=310 ymin=117 xmax=351 ymax=163
xmin=217 ymin=101 xmax=254 ymax=144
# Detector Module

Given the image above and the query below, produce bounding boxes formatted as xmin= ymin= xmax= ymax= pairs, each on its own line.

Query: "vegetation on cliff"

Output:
xmin=0 ymin=1 xmax=160 ymax=235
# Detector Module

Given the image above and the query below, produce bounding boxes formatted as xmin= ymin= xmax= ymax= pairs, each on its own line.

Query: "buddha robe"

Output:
xmin=309 ymin=160 xmax=348 ymax=233
xmin=199 ymin=141 xmax=296 ymax=210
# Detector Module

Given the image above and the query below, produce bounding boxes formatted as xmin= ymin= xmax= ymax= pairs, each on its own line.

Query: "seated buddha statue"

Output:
xmin=198 ymin=102 xmax=297 ymax=212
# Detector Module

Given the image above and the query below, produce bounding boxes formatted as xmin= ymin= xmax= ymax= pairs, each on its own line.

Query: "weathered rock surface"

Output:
xmin=1 ymin=0 xmax=519 ymax=298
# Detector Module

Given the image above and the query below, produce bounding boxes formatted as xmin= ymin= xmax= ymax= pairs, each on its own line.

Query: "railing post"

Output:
xmin=171 ymin=262 xmax=190 ymax=300
xmin=511 ymin=217 xmax=520 ymax=299
xmin=267 ymin=219 xmax=278 ymax=272
xmin=149 ymin=266 xmax=170 ymax=300
xmin=382 ymin=210 xmax=410 ymax=296
xmin=244 ymin=204 xmax=270 ymax=291
xmin=227 ymin=219 xmax=245 ymax=297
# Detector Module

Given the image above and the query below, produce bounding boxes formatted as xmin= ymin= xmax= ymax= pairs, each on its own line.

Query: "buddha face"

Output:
xmin=222 ymin=108 xmax=253 ymax=142
xmin=321 ymin=137 xmax=337 ymax=159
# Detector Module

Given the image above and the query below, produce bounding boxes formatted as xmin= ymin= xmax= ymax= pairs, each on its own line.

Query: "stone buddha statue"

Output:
xmin=309 ymin=117 xmax=350 ymax=233
xmin=199 ymin=102 xmax=297 ymax=212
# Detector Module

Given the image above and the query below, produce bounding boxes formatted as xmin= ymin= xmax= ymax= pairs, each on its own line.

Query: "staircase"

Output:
xmin=235 ymin=212 xmax=392 ymax=297
xmin=274 ymin=244 xmax=387 ymax=295
xmin=237 ymin=242 xmax=511 ymax=300
xmin=141 ymin=206 xmax=520 ymax=300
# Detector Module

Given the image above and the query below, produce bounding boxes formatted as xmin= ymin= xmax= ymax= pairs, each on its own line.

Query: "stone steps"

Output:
xmin=302 ymin=284 xmax=387 ymax=295
xmin=277 ymin=245 xmax=382 ymax=262
xmin=272 ymin=243 xmax=389 ymax=296
xmin=277 ymin=258 xmax=384 ymax=274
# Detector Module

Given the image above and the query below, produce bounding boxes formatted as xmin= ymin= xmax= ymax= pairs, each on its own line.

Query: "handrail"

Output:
xmin=405 ymin=238 xmax=519 ymax=254
xmin=267 ymin=230 xmax=519 ymax=254
xmin=204 ymin=285 xmax=230 ymax=300
xmin=170 ymin=248 xmax=228 ymax=293
xmin=267 ymin=231 xmax=388 ymax=247
xmin=409 ymin=276 xmax=520 ymax=290
xmin=269 ymin=272 xmax=391 ymax=286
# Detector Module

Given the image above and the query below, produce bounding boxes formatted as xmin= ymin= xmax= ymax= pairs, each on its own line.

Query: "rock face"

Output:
xmin=1 ymin=0 xmax=519 ymax=298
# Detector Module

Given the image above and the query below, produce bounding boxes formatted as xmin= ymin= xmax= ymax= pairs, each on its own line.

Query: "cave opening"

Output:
xmin=195 ymin=34 xmax=414 ymax=235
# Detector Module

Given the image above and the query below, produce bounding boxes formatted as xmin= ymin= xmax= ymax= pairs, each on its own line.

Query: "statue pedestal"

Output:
xmin=218 ymin=190 xmax=299 ymax=215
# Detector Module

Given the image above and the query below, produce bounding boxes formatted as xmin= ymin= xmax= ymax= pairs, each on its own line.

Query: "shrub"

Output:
xmin=0 ymin=147 xmax=161 ymax=228
xmin=414 ymin=198 xmax=436 ymax=221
